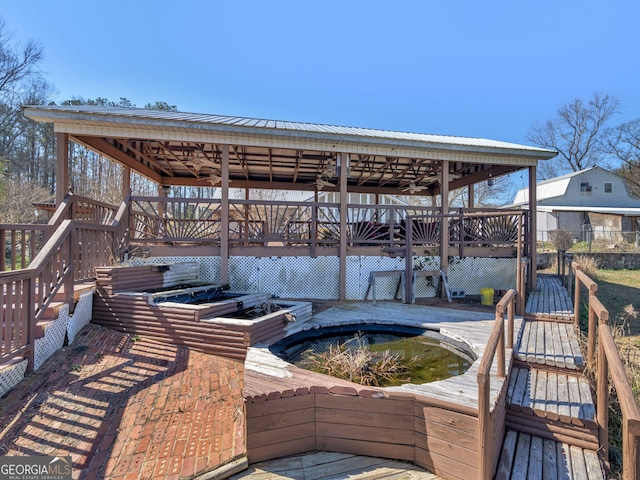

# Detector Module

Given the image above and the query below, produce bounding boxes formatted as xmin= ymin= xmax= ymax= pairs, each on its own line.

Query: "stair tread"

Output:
xmin=514 ymin=319 xmax=584 ymax=370
xmin=507 ymin=365 xmax=596 ymax=427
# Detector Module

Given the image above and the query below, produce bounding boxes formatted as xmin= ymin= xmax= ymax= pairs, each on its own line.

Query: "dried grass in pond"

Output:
xmin=307 ymin=333 xmax=418 ymax=387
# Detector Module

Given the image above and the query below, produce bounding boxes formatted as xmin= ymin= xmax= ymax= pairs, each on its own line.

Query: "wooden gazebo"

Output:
xmin=23 ymin=105 xmax=556 ymax=295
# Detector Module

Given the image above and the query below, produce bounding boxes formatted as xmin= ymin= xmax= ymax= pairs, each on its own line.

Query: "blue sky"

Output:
xmin=3 ymin=1 xmax=639 ymax=146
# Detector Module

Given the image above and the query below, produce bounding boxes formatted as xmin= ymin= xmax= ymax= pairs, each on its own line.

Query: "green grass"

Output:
xmin=572 ymin=268 xmax=640 ymax=474
xmin=590 ymin=269 xmax=640 ymax=334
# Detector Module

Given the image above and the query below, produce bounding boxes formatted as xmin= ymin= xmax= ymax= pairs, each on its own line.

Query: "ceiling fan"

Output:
xmin=402 ymin=183 xmax=428 ymax=194
xmin=207 ymin=172 xmax=231 ymax=186
xmin=314 ymin=175 xmax=336 ymax=190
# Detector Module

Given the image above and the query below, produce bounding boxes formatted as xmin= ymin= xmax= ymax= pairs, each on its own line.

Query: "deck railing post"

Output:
xmin=404 ymin=218 xmax=413 ymax=304
xmin=587 ymin=291 xmax=597 ymax=366
xmin=65 ymin=226 xmax=75 ymax=313
xmin=498 ymin=315 xmax=505 ymax=378
xmin=507 ymin=297 xmax=514 ymax=349
xmin=477 ymin=373 xmax=491 ymax=480
xmin=598 ymin=325 xmax=609 ymax=468
xmin=310 ymin=203 xmax=317 ymax=258
xmin=573 ymin=264 xmax=582 ymax=328
xmin=0 ymin=229 xmax=5 ymax=271
xmin=389 ymin=206 xmax=395 ymax=250
xmin=26 ymin=276 xmax=35 ymax=374
xmin=623 ymin=419 xmax=639 ymax=480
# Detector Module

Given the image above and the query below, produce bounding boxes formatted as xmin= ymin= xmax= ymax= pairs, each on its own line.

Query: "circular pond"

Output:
xmin=270 ymin=324 xmax=476 ymax=387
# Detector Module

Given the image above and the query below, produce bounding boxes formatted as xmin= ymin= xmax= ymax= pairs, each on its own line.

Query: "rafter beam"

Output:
xmin=116 ymin=138 xmax=175 ymax=177
xmin=73 ymin=135 xmax=163 ymax=183
xmin=157 ymin=142 xmax=201 ymax=177
xmin=357 ymin=156 xmax=398 ymax=186
xmin=232 ymin=145 xmax=250 ymax=180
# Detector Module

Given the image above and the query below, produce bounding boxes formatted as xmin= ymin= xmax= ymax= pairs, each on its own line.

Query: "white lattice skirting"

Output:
xmin=132 ymin=256 xmax=517 ymax=300
xmin=34 ymin=304 xmax=70 ymax=371
xmin=0 ymin=359 xmax=28 ymax=399
xmin=1 ymin=289 xmax=95 ymax=397
xmin=67 ymin=288 xmax=95 ymax=344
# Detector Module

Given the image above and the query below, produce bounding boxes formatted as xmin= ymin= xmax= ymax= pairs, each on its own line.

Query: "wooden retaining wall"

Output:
xmin=93 ymin=289 xmax=248 ymax=360
xmin=246 ymin=386 xmax=507 ymax=480
xmin=92 ymin=289 xmax=294 ymax=361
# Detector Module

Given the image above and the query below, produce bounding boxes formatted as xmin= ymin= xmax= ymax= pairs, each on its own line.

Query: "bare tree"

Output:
xmin=527 ymin=92 xmax=620 ymax=179
xmin=0 ymin=17 xmax=43 ymax=95
xmin=607 ymin=119 xmax=640 ymax=197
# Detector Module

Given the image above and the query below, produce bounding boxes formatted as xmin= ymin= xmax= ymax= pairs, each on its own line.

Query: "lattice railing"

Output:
xmin=121 ymin=197 xmax=528 ymax=253
xmin=129 ymin=197 xmax=222 ymax=244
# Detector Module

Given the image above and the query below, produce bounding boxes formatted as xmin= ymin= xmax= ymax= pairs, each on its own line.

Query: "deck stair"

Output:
xmin=514 ymin=319 xmax=584 ymax=370
xmin=525 ymin=275 xmax=574 ymax=321
xmin=506 ymin=366 xmax=598 ymax=450
xmin=496 ymin=430 xmax=604 ymax=480
xmin=498 ymin=274 xmax=604 ymax=479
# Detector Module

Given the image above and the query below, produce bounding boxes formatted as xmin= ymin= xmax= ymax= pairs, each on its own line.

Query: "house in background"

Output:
xmin=511 ymin=166 xmax=640 ymax=243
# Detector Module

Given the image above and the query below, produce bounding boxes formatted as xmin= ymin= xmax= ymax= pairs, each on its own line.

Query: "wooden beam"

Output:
xmin=56 ymin=132 xmax=69 ymax=205
xmin=357 ymin=156 xmax=397 ymax=186
xmin=232 ymin=145 xmax=250 ymax=180
xmin=119 ymin=138 xmax=175 ymax=177
xmin=74 ymin=135 xmax=163 ymax=183
xmin=448 ymin=164 xmax=516 ymax=191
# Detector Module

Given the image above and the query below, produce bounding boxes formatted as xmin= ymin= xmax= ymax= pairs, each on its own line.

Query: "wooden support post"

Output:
xmin=56 ymin=133 xmax=69 ymax=206
xmin=440 ymin=161 xmax=449 ymax=297
xmin=338 ymin=153 xmax=349 ymax=301
xmin=529 ymin=165 xmax=537 ymax=290
xmin=220 ymin=145 xmax=230 ymax=284
xmin=122 ymin=166 xmax=131 ymax=199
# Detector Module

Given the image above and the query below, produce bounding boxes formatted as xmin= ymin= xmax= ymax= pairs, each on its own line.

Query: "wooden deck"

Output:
xmin=230 ymin=451 xmax=440 ymax=479
xmin=496 ymin=430 xmax=603 ymax=480
xmin=525 ymin=275 xmax=574 ymax=321
xmin=499 ymin=274 xmax=604 ymax=480
xmin=242 ymin=274 xmax=606 ymax=479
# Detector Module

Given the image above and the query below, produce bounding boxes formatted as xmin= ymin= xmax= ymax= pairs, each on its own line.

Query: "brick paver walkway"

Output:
xmin=0 ymin=324 xmax=245 ymax=479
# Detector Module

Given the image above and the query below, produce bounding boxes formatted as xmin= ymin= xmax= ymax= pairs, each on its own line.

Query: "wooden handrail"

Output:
xmin=572 ymin=261 xmax=640 ymax=480
xmin=1 ymin=194 xmax=124 ymax=373
xmin=477 ymin=288 xmax=518 ymax=479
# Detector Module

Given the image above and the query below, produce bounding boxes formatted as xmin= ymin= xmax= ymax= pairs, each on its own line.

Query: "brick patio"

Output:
xmin=0 ymin=324 xmax=246 ymax=479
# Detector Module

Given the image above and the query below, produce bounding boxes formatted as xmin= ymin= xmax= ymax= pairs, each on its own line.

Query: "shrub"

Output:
xmin=548 ymin=230 xmax=574 ymax=251
xmin=573 ymin=254 xmax=599 ymax=278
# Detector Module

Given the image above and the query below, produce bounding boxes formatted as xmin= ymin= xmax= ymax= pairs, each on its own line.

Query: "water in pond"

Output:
xmin=275 ymin=327 xmax=473 ymax=387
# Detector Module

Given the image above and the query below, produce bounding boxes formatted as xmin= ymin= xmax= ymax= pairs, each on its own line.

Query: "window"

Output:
xmin=580 ymin=181 xmax=592 ymax=193
xmin=604 ymin=182 xmax=613 ymax=194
